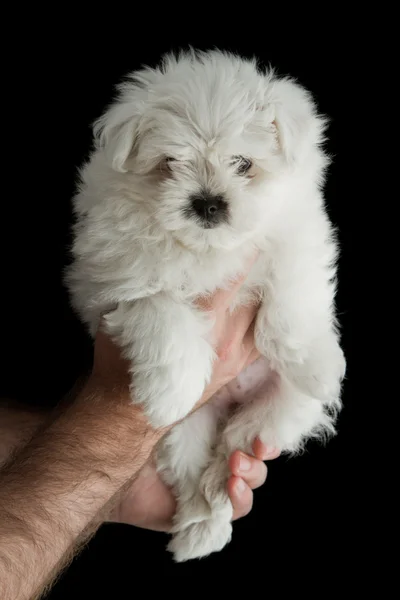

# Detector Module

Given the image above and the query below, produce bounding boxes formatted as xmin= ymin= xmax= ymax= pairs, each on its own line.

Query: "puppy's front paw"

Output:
xmin=287 ymin=337 xmax=346 ymax=403
xmin=103 ymin=295 xmax=216 ymax=428
xmin=131 ymin=357 xmax=213 ymax=429
xmin=133 ymin=392 xmax=188 ymax=429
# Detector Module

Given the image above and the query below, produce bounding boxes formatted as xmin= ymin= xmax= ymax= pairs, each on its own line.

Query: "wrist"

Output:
xmin=62 ymin=379 xmax=164 ymax=480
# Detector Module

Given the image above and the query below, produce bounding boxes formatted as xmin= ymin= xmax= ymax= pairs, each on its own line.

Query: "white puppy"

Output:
xmin=66 ymin=49 xmax=346 ymax=561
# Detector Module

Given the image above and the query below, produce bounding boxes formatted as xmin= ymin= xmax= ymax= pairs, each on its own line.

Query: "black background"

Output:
xmin=1 ymin=17 xmax=358 ymax=596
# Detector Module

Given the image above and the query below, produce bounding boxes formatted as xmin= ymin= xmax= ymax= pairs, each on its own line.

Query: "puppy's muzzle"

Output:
xmin=187 ymin=192 xmax=229 ymax=228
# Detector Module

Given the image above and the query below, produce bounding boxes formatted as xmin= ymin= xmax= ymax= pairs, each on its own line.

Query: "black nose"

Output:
xmin=189 ymin=193 xmax=229 ymax=227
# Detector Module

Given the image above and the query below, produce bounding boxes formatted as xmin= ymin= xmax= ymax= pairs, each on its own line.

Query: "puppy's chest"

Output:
xmin=168 ymin=252 xmax=270 ymax=303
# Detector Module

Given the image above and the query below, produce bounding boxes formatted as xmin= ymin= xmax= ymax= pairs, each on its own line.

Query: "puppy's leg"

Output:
xmin=156 ymin=402 xmax=225 ymax=561
xmin=103 ymin=296 xmax=215 ymax=428
xmin=222 ymin=373 xmax=338 ymax=456
xmin=255 ymin=275 xmax=346 ymax=408
xmin=171 ymin=373 xmax=337 ymax=561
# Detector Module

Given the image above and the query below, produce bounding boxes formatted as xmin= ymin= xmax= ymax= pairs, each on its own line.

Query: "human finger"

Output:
xmin=215 ymin=307 xmax=259 ymax=361
xmin=252 ymin=438 xmax=281 ymax=461
xmin=229 ymin=450 xmax=268 ymax=490
xmin=228 ymin=476 xmax=254 ymax=520
xmin=237 ymin=319 xmax=261 ymax=363
xmin=229 ymin=302 xmax=259 ymax=342
xmin=243 ymin=346 xmax=261 ymax=369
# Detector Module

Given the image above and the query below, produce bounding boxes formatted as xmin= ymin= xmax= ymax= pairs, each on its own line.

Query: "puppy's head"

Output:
xmin=93 ymin=49 xmax=328 ymax=250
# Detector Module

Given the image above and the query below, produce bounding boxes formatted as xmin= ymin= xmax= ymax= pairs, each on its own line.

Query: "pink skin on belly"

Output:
xmin=211 ymin=356 xmax=275 ymax=411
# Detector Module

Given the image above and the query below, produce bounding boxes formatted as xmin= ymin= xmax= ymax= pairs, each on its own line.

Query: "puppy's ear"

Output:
xmin=93 ymin=101 xmax=141 ymax=173
xmin=270 ymin=76 xmax=328 ymax=166
xmin=92 ymin=66 xmax=159 ymax=173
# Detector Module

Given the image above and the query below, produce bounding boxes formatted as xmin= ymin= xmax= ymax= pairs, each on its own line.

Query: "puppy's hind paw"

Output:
xmin=168 ymin=518 xmax=233 ymax=562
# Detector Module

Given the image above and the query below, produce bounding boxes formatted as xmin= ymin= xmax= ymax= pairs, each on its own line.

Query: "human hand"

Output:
xmin=91 ymin=252 xmax=261 ymax=415
xmin=109 ymin=438 xmax=280 ymax=531
xmin=194 ymin=253 xmax=261 ymax=407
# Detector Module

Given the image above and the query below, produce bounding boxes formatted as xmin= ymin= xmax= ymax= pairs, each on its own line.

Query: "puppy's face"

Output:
xmin=137 ymin=117 xmax=279 ymax=250
xmin=94 ymin=50 xmax=327 ymax=250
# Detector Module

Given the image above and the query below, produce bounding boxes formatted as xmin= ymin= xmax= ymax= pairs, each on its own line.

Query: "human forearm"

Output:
xmin=0 ymin=383 xmax=162 ymax=600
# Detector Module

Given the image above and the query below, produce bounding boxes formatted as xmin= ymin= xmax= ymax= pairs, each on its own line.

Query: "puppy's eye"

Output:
xmin=233 ymin=156 xmax=253 ymax=175
xmin=160 ymin=156 xmax=176 ymax=173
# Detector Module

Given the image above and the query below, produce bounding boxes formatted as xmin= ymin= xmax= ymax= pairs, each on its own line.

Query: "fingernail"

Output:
xmin=265 ymin=447 xmax=278 ymax=459
xmin=239 ymin=453 xmax=251 ymax=472
xmin=236 ymin=478 xmax=246 ymax=494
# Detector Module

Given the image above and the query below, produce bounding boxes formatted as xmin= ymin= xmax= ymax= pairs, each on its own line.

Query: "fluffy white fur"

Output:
xmin=66 ymin=49 xmax=346 ymax=561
